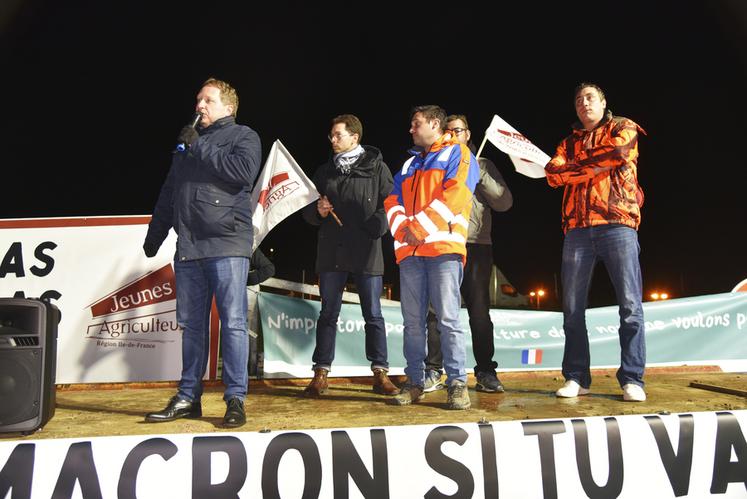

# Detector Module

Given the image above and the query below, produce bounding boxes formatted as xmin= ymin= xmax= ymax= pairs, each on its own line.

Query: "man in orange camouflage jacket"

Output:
xmin=384 ymin=105 xmax=479 ymax=410
xmin=546 ymin=83 xmax=648 ymax=402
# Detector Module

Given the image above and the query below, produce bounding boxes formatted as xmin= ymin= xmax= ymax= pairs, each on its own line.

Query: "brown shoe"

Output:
xmin=302 ymin=368 xmax=329 ymax=397
xmin=372 ymin=368 xmax=399 ymax=395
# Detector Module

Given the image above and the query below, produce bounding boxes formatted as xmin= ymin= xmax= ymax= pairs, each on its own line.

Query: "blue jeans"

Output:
xmin=400 ymin=254 xmax=466 ymax=386
xmin=312 ymin=272 xmax=388 ymax=370
xmin=561 ymin=225 xmax=645 ymax=389
xmin=174 ymin=256 xmax=249 ymax=402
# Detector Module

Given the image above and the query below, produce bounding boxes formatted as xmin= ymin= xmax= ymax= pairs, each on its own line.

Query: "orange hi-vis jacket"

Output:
xmin=384 ymin=134 xmax=480 ymax=264
xmin=545 ymin=111 xmax=646 ymax=234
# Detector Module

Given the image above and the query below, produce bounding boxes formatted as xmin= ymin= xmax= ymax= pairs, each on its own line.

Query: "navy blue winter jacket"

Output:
xmin=145 ymin=116 xmax=262 ymax=261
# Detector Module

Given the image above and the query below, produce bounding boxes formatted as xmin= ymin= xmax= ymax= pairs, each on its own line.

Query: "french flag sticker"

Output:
xmin=521 ymin=348 xmax=543 ymax=365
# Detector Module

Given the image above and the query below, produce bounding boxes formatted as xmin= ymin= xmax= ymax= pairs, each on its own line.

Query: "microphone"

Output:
xmin=175 ymin=112 xmax=203 ymax=152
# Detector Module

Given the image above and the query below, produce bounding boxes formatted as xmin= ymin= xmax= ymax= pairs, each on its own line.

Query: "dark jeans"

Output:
xmin=425 ymin=308 xmax=443 ymax=372
xmin=312 ymin=271 xmax=388 ymax=370
xmin=425 ymin=243 xmax=498 ymax=375
xmin=561 ymin=225 xmax=646 ymax=388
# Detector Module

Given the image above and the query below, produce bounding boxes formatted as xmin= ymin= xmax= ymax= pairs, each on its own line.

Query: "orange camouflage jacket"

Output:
xmin=545 ymin=111 xmax=646 ymax=233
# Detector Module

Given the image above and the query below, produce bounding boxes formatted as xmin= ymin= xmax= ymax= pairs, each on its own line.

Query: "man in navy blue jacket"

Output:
xmin=142 ymin=78 xmax=262 ymax=428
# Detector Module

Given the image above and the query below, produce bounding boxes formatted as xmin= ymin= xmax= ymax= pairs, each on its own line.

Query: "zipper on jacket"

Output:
xmin=410 ymin=168 xmax=420 ymax=256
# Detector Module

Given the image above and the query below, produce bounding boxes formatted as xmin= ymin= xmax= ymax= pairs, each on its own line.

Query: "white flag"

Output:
xmin=251 ymin=140 xmax=319 ymax=251
xmin=483 ymin=114 xmax=549 ymax=178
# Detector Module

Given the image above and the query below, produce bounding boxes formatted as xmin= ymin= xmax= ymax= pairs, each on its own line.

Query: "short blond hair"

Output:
xmin=202 ymin=78 xmax=239 ymax=116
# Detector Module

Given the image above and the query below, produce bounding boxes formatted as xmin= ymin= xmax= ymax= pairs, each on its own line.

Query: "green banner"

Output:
xmin=259 ymin=292 xmax=747 ymax=378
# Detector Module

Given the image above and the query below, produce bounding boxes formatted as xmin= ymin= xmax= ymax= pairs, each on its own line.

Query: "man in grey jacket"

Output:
xmin=142 ymin=78 xmax=261 ymax=428
xmin=424 ymin=114 xmax=513 ymax=393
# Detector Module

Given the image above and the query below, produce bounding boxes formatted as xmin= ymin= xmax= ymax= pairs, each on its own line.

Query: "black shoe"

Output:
xmin=475 ymin=371 xmax=505 ymax=393
xmin=145 ymin=395 xmax=201 ymax=422
xmin=223 ymin=397 xmax=246 ymax=428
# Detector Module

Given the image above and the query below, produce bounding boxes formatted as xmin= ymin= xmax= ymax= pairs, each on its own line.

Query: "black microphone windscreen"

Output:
xmin=175 ymin=112 xmax=204 ymax=152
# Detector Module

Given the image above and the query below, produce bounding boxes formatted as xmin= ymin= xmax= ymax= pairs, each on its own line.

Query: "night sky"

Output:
xmin=3 ymin=1 xmax=746 ymax=305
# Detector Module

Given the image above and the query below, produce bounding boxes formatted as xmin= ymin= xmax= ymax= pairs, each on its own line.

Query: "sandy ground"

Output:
xmin=2 ymin=367 xmax=745 ymax=441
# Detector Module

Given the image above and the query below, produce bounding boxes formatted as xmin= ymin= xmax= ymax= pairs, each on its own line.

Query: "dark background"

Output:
xmin=3 ymin=1 xmax=746 ymax=306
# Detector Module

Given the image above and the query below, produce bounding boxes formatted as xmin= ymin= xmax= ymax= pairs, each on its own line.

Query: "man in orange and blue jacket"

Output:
xmin=546 ymin=83 xmax=648 ymax=402
xmin=384 ymin=105 xmax=480 ymax=410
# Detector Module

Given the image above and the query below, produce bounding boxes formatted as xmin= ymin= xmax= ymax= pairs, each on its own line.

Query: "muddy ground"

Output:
xmin=2 ymin=367 xmax=745 ymax=441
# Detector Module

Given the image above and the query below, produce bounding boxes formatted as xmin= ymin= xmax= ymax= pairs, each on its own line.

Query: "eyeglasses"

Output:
xmin=328 ymin=133 xmax=352 ymax=142
xmin=447 ymin=128 xmax=468 ymax=135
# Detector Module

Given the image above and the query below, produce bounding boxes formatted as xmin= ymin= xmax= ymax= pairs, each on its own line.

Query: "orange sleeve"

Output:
xmin=575 ymin=122 xmax=639 ymax=169
xmin=384 ymin=192 xmax=410 ymax=243
xmin=545 ymin=141 xmax=597 ymax=187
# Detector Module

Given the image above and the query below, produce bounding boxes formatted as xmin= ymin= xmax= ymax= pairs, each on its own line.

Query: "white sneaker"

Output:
xmin=556 ymin=380 xmax=590 ymax=398
xmin=622 ymin=383 xmax=646 ymax=402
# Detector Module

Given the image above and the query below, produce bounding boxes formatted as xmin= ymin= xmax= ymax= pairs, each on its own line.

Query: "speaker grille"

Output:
xmin=0 ymin=349 xmax=42 ymax=425
xmin=12 ymin=337 xmax=40 ymax=347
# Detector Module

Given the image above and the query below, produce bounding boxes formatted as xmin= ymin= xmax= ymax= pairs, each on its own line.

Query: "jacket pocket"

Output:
xmin=193 ymin=188 xmax=237 ymax=238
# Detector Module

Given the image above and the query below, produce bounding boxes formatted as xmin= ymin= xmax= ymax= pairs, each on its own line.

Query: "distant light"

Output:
xmin=529 ymin=288 xmax=545 ymax=309
xmin=649 ymin=291 xmax=670 ymax=301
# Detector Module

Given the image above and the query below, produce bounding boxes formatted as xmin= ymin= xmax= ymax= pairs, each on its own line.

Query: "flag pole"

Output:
xmin=475 ymin=133 xmax=489 ymax=160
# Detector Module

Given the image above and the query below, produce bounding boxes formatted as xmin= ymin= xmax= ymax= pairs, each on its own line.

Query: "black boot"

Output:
xmin=145 ymin=395 xmax=201 ymax=422
xmin=223 ymin=397 xmax=246 ymax=428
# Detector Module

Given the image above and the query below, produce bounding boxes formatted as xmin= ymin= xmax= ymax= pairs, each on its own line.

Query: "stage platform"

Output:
xmin=3 ymin=366 xmax=744 ymax=441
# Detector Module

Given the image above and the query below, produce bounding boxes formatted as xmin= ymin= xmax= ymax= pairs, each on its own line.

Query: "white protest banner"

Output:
xmin=476 ymin=114 xmax=549 ymax=178
xmin=251 ymin=140 xmax=319 ymax=251
xmin=0 ymin=217 xmax=186 ymax=383
xmin=2 ymin=411 xmax=746 ymax=498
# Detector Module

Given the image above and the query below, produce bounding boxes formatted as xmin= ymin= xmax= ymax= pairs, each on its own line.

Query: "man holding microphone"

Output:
xmin=142 ymin=78 xmax=262 ymax=427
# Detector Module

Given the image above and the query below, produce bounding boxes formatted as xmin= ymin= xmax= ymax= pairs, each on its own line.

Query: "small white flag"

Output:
xmin=251 ymin=140 xmax=319 ymax=251
xmin=483 ymin=114 xmax=549 ymax=178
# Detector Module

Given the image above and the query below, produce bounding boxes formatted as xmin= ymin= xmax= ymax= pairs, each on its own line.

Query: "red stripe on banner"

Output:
xmin=0 ymin=216 xmax=152 ymax=228
xmin=257 ymin=172 xmax=290 ymax=207
xmin=89 ymin=264 xmax=175 ymax=316
xmin=208 ymin=298 xmax=220 ymax=380
xmin=535 ymin=349 xmax=543 ymax=364
xmin=269 ymin=172 xmax=290 ymax=186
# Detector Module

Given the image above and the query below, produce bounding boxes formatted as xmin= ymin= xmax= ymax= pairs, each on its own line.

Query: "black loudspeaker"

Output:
xmin=0 ymin=298 xmax=60 ymax=434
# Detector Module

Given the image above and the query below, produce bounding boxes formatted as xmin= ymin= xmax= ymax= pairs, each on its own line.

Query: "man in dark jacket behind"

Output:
xmin=142 ymin=78 xmax=261 ymax=428
xmin=301 ymin=114 xmax=397 ymax=397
